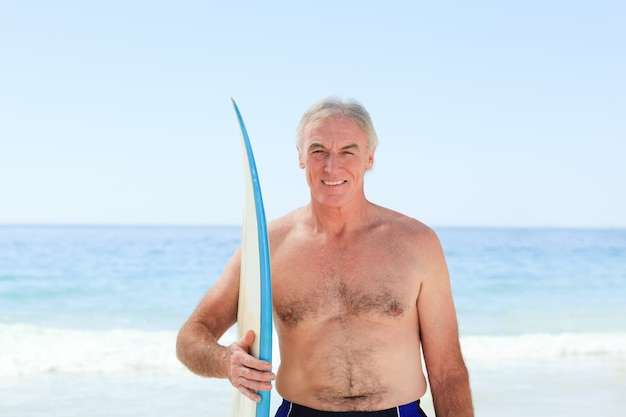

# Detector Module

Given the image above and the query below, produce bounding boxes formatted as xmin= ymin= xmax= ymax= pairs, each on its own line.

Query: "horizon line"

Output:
xmin=1 ymin=222 xmax=624 ymax=230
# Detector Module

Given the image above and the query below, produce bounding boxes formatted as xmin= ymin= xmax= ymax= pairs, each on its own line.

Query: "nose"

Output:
xmin=324 ymin=153 xmax=339 ymax=173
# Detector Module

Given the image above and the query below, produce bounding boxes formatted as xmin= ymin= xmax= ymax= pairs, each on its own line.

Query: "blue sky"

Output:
xmin=1 ymin=1 xmax=624 ymax=227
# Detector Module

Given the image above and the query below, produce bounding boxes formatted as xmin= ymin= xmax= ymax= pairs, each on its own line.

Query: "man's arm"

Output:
xmin=417 ymin=229 xmax=474 ymax=417
xmin=176 ymin=248 xmax=275 ymax=402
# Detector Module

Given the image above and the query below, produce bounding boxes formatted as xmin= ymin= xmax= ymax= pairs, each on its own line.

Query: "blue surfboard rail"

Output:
xmin=231 ymin=98 xmax=273 ymax=417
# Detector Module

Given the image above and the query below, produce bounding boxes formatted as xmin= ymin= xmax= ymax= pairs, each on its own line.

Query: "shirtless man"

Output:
xmin=176 ymin=98 xmax=473 ymax=417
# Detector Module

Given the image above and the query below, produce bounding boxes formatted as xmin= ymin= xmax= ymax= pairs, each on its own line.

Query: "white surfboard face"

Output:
xmin=232 ymin=143 xmax=263 ymax=417
xmin=231 ymin=100 xmax=273 ymax=417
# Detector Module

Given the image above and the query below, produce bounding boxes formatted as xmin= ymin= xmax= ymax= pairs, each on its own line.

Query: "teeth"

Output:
xmin=323 ymin=180 xmax=345 ymax=186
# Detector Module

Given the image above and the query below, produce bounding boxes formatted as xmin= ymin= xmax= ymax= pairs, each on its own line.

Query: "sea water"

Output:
xmin=1 ymin=226 xmax=625 ymax=416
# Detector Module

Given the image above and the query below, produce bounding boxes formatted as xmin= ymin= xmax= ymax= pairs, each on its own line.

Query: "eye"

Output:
xmin=310 ymin=149 xmax=327 ymax=157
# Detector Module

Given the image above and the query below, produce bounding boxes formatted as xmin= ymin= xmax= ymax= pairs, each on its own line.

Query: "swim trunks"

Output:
xmin=275 ymin=399 xmax=428 ymax=417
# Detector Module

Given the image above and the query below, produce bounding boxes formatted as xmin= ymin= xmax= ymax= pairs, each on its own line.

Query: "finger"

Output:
xmin=230 ymin=348 xmax=273 ymax=373
xmin=236 ymin=329 xmax=256 ymax=350
xmin=233 ymin=373 xmax=273 ymax=403
xmin=236 ymin=383 xmax=263 ymax=403
xmin=234 ymin=373 xmax=274 ymax=392
xmin=230 ymin=339 xmax=273 ymax=372
xmin=230 ymin=356 xmax=275 ymax=385
xmin=239 ymin=365 xmax=275 ymax=383
xmin=239 ymin=353 xmax=274 ymax=372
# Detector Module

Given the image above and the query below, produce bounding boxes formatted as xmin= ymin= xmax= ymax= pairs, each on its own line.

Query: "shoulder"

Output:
xmin=370 ymin=206 xmax=446 ymax=274
xmin=368 ymin=206 xmax=447 ymax=288
xmin=267 ymin=206 xmax=309 ymax=246
xmin=372 ymin=205 xmax=441 ymax=248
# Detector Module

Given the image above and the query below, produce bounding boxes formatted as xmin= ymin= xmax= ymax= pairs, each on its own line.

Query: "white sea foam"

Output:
xmin=461 ymin=332 xmax=626 ymax=362
xmin=0 ymin=324 xmax=187 ymax=377
xmin=2 ymin=324 xmax=625 ymax=378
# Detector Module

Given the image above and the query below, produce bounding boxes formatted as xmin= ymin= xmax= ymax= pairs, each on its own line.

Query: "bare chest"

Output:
xmin=271 ymin=239 xmax=419 ymax=328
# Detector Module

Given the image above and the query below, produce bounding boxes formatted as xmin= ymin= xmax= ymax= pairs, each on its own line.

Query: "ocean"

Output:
xmin=1 ymin=225 xmax=625 ymax=416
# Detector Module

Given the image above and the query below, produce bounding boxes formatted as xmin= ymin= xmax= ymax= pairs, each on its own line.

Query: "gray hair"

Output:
xmin=295 ymin=97 xmax=379 ymax=153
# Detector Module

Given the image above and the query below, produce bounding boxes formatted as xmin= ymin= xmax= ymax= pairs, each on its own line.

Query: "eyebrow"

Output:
xmin=307 ymin=143 xmax=326 ymax=152
xmin=307 ymin=143 xmax=361 ymax=152
xmin=341 ymin=143 xmax=361 ymax=152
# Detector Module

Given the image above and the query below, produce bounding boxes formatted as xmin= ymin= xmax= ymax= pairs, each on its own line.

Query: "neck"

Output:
xmin=308 ymin=198 xmax=372 ymax=237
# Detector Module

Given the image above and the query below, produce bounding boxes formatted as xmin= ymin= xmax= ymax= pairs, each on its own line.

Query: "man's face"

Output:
xmin=298 ymin=116 xmax=375 ymax=209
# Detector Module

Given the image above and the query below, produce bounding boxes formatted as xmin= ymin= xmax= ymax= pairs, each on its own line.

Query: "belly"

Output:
xmin=275 ymin=316 xmax=427 ymax=411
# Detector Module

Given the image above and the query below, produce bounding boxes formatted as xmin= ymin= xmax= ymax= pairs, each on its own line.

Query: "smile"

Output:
xmin=323 ymin=180 xmax=346 ymax=186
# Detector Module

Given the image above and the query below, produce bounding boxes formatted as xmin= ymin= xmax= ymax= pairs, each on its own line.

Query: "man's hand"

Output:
xmin=228 ymin=329 xmax=275 ymax=402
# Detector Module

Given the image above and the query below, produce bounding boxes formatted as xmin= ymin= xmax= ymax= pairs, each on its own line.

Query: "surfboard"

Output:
xmin=231 ymin=99 xmax=273 ymax=417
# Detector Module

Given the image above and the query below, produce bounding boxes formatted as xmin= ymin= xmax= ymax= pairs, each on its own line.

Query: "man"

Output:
xmin=176 ymin=98 xmax=473 ymax=417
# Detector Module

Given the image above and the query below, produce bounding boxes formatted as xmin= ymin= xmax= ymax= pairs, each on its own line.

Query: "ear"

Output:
xmin=298 ymin=152 xmax=305 ymax=169
xmin=365 ymin=147 xmax=376 ymax=170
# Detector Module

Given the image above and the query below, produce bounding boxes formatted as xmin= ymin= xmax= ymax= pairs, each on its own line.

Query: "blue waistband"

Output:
xmin=275 ymin=399 xmax=426 ymax=417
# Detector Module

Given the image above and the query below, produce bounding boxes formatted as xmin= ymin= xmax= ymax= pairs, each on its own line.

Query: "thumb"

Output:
xmin=237 ymin=329 xmax=256 ymax=351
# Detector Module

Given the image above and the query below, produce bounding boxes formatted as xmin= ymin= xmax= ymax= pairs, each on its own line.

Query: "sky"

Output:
xmin=1 ymin=1 xmax=624 ymax=228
